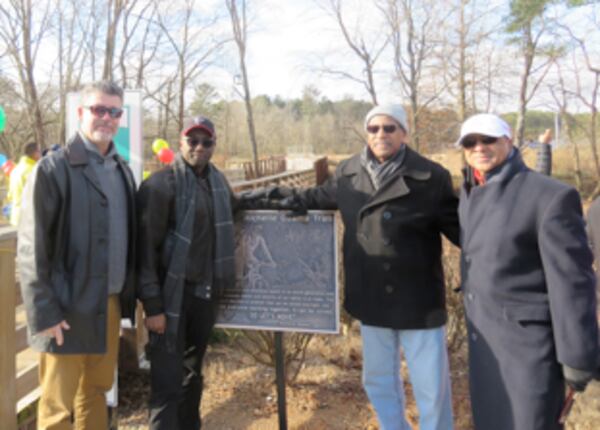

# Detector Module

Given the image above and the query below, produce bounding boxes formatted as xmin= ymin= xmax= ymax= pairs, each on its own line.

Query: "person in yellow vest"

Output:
xmin=8 ymin=142 xmax=41 ymax=226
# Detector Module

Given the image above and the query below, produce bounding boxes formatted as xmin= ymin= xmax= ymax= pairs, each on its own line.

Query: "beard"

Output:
xmin=91 ymin=128 xmax=116 ymax=144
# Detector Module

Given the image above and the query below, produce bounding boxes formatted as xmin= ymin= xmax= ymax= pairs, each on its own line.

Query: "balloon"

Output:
xmin=0 ymin=106 xmax=5 ymax=133
xmin=2 ymin=159 xmax=15 ymax=176
xmin=152 ymin=138 xmax=169 ymax=154
xmin=157 ymin=148 xmax=174 ymax=164
xmin=0 ymin=153 xmax=6 ymax=166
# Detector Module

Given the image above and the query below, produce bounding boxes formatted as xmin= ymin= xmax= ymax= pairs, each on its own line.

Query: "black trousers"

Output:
xmin=148 ymin=292 xmax=216 ymax=430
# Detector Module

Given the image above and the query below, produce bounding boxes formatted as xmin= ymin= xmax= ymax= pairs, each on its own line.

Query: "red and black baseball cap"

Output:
xmin=181 ymin=115 xmax=215 ymax=138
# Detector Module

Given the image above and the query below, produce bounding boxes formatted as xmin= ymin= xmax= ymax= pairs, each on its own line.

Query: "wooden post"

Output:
xmin=0 ymin=227 xmax=17 ymax=430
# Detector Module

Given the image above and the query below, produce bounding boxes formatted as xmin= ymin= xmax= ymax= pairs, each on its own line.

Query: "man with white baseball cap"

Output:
xmin=457 ymin=113 xmax=599 ymax=429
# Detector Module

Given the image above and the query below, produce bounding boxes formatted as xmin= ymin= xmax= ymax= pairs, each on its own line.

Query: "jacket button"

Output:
xmin=100 ymin=199 xmax=108 ymax=207
xmin=385 ymin=285 xmax=394 ymax=293
xmin=464 ymin=255 xmax=471 ymax=263
xmin=383 ymin=211 xmax=392 ymax=220
xmin=383 ymin=238 xmax=391 ymax=246
xmin=98 ymin=238 xmax=106 ymax=244
xmin=467 ymin=293 xmax=474 ymax=301
xmin=383 ymin=262 xmax=391 ymax=271
xmin=471 ymin=332 xmax=478 ymax=342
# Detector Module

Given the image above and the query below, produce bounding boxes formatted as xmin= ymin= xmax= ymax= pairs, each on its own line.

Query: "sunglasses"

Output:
xmin=185 ymin=137 xmax=215 ymax=148
xmin=366 ymin=124 xmax=398 ymax=134
xmin=86 ymin=105 xmax=124 ymax=119
xmin=461 ymin=136 xmax=498 ymax=149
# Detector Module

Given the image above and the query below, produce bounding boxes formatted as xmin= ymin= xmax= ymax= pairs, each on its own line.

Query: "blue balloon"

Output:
xmin=0 ymin=153 xmax=6 ymax=166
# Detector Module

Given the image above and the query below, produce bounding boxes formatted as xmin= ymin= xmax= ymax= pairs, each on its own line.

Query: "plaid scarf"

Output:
xmin=360 ymin=144 xmax=406 ymax=190
xmin=162 ymin=154 xmax=235 ymax=352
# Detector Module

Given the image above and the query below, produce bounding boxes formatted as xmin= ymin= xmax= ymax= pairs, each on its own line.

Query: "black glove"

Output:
xmin=563 ymin=365 xmax=595 ymax=392
xmin=237 ymin=186 xmax=296 ymax=210
xmin=276 ymin=194 xmax=308 ymax=217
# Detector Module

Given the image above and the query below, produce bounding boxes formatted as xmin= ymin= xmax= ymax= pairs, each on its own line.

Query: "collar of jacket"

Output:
xmin=64 ymin=134 xmax=123 ymax=167
xmin=343 ymin=145 xmax=432 ymax=182
xmin=345 ymin=146 xmax=433 ymax=217
xmin=63 ymin=133 xmax=134 ymax=200
xmin=462 ymin=147 xmax=527 ymax=192
xmin=18 ymin=155 xmax=37 ymax=167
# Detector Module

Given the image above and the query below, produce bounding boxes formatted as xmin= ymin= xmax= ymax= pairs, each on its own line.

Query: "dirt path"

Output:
xmin=117 ymin=322 xmax=599 ymax=429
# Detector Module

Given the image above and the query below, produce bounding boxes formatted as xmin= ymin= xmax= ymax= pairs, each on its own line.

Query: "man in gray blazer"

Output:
xmin=457 ymin=113 xmax=599 ymax=430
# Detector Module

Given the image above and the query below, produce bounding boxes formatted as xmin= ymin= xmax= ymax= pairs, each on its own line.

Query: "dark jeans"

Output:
xmin=148 ymin=293 xmax=216 ymax=430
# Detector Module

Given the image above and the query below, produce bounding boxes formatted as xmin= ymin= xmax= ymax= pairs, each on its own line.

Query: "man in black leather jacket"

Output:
xmin=18 ymin=81 xmax=137 ymax=430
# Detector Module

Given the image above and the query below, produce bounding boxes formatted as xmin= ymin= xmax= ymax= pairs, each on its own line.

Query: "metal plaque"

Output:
xmin=216 ymin=210 xmax=339 ymax=333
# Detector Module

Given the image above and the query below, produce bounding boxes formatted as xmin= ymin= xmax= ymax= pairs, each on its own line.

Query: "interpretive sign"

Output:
xmin=216 ymin=210 xmax=339 ymax=334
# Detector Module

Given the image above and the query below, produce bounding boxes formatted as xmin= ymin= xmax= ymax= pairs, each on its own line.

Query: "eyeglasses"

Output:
xmin=185 ymin=137 xmax=215 ymax=148
xmin=461 ymin=136 xmax=498 ymax=149
xmin=86 ymin=105 xmax=124 ymax=119
xmin=366 ymin=124 xmax=397 ymax=134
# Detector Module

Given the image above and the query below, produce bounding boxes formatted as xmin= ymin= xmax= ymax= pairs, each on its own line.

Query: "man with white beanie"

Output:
xmin=249 ymin=103 xmax=460 ymax=430
xmin=457 ymin=113 xmax=599 ymax=429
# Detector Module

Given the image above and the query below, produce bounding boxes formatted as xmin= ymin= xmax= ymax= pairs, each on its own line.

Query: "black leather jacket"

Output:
xmin=17 ymin=135 xmax=137 ymax=353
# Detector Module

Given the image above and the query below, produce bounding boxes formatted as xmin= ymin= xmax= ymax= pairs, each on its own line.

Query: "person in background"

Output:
xmin=457 ymin=113 xmax=599 ymax=430
xmin=17 ymin=80 xmax=137 ymax=430
xmin=535 ymin=128 xmax=553 ymax=176
xmin=7 ymin=141 xmax=41 ymax=226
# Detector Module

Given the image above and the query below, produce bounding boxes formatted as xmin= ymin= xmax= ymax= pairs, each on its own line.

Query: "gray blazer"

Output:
xmin=459 ymin=150 xmax=598 ymax=430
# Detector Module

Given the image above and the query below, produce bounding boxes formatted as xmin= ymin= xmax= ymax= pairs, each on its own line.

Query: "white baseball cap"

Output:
xmin=455 ymin=113 xmax=512 ymax=147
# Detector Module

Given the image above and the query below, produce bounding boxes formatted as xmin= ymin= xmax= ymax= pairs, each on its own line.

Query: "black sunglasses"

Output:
xmin=366 ymin=124 xmax=398 ymax=134
xmin=86 ymin=105 xmax=124 ymax=119
xmin=461 ymin=136 xmax=498 ymax=149
xmin=185 ymin=137 xmax=215 ymax=148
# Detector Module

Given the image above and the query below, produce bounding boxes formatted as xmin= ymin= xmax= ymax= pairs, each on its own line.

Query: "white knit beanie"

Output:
xmin=364 ymin=104 xmax=409 ymax=133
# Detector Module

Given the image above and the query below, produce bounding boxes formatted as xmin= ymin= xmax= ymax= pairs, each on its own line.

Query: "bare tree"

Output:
xmin=561 ymin=24 xmax=600 ymax=193
xmin=54 ymin=0 xmax=92 ymax=143
xmin=316 ymin=0 xmax=387 ymax=105
xmin=440 ymin=0 xmax=502 ymax=122
xmin=506 ymin=0 xmax=557 ymax=147
xmin=116 ymin=0 xmax=160 ymax=89
xmin=0 ymin=0 xmax=52 ymax=147
xmin=226 ymin=0 xmax=260 ymax=176
xmin=548 ymin=58 xmax=583 ymax=190
xmin=379 ymin=0 xmax=449 ymax=151
xmin=102 ymin=0 xmax=126 ymax=80
xmin=153 ymin=0 xmax=224 ymax=132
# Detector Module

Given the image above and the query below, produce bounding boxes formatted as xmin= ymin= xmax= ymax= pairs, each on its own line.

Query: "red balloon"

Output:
xmin=157 ymin=148 xmax=174 ymax=164
xmin=2 ymin=159 xmax=15 ymax=176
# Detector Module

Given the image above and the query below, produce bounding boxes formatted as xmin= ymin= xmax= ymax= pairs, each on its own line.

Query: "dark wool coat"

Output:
xmin=296 ymin=146 xmax=459 ymax=329
xmin=17 ymin=135 xmax=137 ymax=353
xmin=459 ymin=150 xmax=599 ymax=430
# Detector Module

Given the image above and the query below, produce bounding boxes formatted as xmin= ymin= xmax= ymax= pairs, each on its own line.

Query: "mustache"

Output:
xmin=94 ymin=121 xmax=115 ymax=127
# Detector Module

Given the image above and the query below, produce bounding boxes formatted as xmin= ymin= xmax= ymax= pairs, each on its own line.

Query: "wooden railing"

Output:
xmin=0 ymin=158 xmax=328 ymax=429
xmin=241 ymin=156 xmax=286 ymax=180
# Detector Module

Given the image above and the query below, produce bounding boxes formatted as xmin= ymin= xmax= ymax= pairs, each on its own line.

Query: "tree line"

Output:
xmin=1 ymin=0 xmax=600 ymax=191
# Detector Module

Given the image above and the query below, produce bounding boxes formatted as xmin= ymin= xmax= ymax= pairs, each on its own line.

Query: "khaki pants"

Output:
xmin=37 ymin=295 xmax=121 ymax=430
